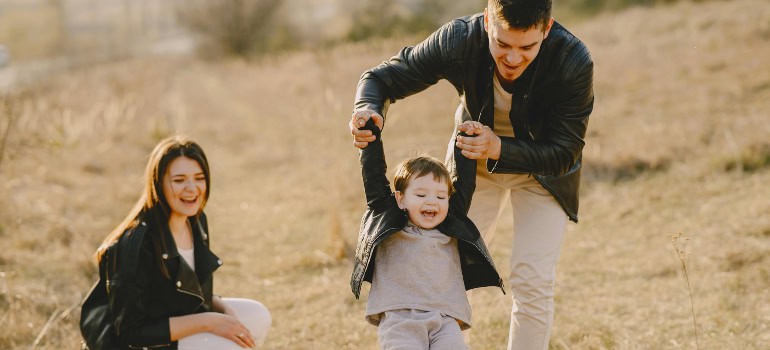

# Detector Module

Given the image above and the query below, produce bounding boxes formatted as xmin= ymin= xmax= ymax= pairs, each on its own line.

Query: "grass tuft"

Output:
xmin=722 ymin=143 xmax=770 ymax=173
xmin=670 ymin=233 xmax=700 ymax=350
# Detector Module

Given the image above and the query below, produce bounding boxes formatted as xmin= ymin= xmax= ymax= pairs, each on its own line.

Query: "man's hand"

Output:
xmin=456 ymin=122 xmax=501 ymax=160
xmin=349 ymin=109 xmax=384 ymax=149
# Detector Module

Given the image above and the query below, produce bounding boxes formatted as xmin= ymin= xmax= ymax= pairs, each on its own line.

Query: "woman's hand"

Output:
xmin=204 ymin=312 xmax=257 ymax=348
xmin=171 ymin=311 xmax=256 ymax=348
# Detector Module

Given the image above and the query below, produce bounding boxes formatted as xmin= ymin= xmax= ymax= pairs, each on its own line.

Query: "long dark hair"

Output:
xmin=96 ymin=136 xmax=211 ymax=278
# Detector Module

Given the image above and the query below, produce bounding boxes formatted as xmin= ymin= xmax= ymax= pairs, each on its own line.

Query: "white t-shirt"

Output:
xmin=179 ymin=247 xmax=195 ymax=271
xmin=493 ymin=74 xmax=515 ymax=138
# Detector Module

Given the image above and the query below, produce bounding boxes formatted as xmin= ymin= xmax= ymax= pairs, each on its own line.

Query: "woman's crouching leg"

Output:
xmin=222 ymin=298 xmax=272 ymax=346
xmin=178 ymin=298 xmax=271 ymax=350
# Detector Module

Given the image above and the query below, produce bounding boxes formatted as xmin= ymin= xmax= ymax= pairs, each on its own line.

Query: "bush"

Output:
xmin=346 ymin=0 xmax=455 ymax=42
xmin=176 ymin=0 xmax=298 ymax=58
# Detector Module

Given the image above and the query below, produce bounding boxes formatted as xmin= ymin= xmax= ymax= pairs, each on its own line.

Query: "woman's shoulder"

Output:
xmin=118 ymin=220 xmax=154 ymax=251
xmin=111 ymin=220 xmax=157 ymax=272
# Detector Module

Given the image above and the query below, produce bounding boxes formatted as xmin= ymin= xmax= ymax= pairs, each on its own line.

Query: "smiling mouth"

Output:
xmin=502 ymin=62 xmax=519 ymax=72
xmin=421 ymin=210 xmax=438 ymax=219
xmin=180 ymin=197 xmax=198 ymax=204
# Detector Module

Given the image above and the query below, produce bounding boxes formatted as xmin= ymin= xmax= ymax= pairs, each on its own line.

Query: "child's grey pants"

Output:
xmin=377 ymin=309 xmax=468 ymax=350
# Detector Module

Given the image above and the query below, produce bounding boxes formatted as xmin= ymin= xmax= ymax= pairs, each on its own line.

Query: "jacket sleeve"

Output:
xmin=489 ymin=46 xmax=594 ymax=176
xmin=108 ymin=228 xmax=172 ymax=347
xmin=354 ymin=19 xmax=464 ymax=117
xmin=449 ymin=131 xmax=477 ymax=215
xmin=359 ymin=119 xmax=392 ymax=207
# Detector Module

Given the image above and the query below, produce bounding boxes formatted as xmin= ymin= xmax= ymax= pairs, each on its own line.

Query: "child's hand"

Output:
xmin=350 ymin=109 xmax=384 ymax=149
xmin=456 ymin=121 xmax=501 ymax=160
xmin=458 ymin=120 xmax=485 ymax=136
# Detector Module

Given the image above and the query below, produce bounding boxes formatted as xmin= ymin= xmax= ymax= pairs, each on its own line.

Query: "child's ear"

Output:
xmin=395 ymin=191 xmax=406 ymax=209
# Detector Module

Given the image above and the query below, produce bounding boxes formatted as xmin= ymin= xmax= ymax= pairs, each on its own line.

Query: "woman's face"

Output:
xmin=162 ymin=156 xmax=207 ymax=220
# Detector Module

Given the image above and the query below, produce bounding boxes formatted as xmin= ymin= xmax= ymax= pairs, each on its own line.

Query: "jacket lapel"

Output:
xmin=192 ymin=217 xmax=222 ymax=285
xmin=159 ymin=217 xmax=221 ymax=304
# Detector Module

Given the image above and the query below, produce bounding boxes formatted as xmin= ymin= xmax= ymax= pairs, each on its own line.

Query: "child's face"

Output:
xmin=395 ymin=174 xmax=450 ymax=229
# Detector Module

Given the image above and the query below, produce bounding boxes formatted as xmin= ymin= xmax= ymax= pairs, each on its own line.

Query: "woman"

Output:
xmin=85 ymin=136 xmax=270 ymax=349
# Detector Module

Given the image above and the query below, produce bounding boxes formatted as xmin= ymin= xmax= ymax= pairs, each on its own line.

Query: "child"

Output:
xmin=350 ymin=119 xmax=504 ymax=349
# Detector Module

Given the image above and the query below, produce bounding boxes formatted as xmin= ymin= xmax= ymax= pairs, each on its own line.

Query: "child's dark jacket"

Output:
xmin=350 ymin=120 xmax=504 ymax=298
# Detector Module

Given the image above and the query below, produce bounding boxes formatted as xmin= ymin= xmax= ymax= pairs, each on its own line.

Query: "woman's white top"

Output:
xmin=179 ymin=246 xmax=195 ymax=271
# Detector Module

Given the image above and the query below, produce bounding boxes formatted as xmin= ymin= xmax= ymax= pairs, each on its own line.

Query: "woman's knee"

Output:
xmin=222 ymin=298 xmax=272 ymax=333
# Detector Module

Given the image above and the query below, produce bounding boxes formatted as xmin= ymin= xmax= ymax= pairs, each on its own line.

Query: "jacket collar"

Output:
xmin=160 ymin=215 xmax=222 ymax=300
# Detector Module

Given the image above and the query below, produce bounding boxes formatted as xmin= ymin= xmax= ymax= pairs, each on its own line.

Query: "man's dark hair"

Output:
xmin=488 ymin=0 xmax=552 ymax=31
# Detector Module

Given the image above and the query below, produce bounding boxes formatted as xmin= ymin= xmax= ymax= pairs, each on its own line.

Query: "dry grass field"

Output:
xmin=1 ymin=0 xmax=769 ymax=348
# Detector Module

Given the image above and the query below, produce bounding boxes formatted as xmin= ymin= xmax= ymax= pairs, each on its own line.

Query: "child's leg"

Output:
xmin=178 ymin=298 xmax=271 ymax=350
xmin=378 ymin=309 xmax=432 ymax=350
xmin=430 ymin=315 xmax=468 ymax=350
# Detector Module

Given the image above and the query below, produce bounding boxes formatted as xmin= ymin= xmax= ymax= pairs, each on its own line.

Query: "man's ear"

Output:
xmin=395 ymin=191 xmax=406 ymax=209
xmin=543 ymin=17 xmax=555 ymax=39
xmin=483 ymin=8 xmax=489 ymax=32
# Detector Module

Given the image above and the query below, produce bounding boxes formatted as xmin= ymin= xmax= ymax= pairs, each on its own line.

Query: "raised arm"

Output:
xmin=353 ymin=20 xmax=459 ymax=117
xmin=449 ymin=123 xmax=481 ymax=215
xmin=350 ymin=19 xmax=471 ymax=149
xmin=358 ymin=118 xmax=392 ymax=207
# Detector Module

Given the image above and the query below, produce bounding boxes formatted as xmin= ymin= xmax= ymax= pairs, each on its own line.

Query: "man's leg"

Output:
xmin=506 ymin=184 xmax=568 ymax=350
xmin=467 ymin=161 xmax=510 ymax=243
xmin=463 ymin=161 xmax=510 ymax=348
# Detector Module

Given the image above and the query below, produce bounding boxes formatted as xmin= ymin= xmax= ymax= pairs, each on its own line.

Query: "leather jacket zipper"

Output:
xmin=176 ymin=288 xmax=205 ymax=311
xmin=477 ymin=66 xmax=494 ymax=123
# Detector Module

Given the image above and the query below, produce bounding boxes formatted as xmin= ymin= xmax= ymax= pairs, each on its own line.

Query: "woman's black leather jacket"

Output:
xmin=103 ymin=213 xmax=222 ymax=349
xmin=350 ymin=120 xmax=504 ymax=298
xmin=354 ymin=14 xmax=594 ymax=222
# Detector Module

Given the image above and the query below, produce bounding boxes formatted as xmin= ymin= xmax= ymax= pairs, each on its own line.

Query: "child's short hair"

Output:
xmin=393 ymin=156 xmax=455 ymax=195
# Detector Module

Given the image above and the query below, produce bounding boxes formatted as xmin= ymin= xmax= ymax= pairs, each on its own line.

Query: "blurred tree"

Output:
xmin=346 ymin=0 xmax=456 ymax=42
xmin=176 ymin=0 xmax=298 ymax=58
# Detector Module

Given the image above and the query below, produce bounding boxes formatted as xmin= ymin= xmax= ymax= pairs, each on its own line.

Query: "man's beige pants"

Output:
xmin=469 ymin=161 xmax=568 ymax=350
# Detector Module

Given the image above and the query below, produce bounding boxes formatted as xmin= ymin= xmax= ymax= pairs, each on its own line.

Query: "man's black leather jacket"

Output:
xmin=350 ymin=120 xmax=504 ymax=298
xmin=354 ymin=14 xmax=594 ymax=222
xmin=102 ymin=213 xmax=222 ymax=349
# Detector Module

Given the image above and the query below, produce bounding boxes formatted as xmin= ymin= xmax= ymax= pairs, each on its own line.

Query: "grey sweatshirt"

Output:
xmin=365 ymin=223 xmax=472 ymax=330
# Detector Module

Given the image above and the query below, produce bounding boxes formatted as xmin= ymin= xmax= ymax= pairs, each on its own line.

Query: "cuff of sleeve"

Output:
xmin=489 ymin=137 xmax=532 ymax=174
xmin=145 ymin=318 xmax=172 ymax=346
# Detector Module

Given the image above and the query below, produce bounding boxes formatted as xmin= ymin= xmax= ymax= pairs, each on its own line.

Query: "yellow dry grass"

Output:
xmin=1 ymin=0 xmax=769 ymax=348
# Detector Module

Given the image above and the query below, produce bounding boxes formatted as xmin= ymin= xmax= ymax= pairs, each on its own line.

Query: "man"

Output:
xmin=348 ymin=0 xmax=593 ymax=349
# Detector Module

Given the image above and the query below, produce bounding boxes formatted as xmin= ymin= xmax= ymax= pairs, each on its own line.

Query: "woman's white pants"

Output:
xmin=178 ymin=298 xmax=271 ymax=349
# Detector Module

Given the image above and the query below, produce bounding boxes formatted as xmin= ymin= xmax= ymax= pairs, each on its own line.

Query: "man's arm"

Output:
xmin=492 ymin=56 xmax=593 ymax=176
xmin=353 ymin=21 xmax=458 ymax=116
xmin=458 ymin=50 xmax=594 ymax=176
xmin=350 ymin=19 xmax=468 ymax=148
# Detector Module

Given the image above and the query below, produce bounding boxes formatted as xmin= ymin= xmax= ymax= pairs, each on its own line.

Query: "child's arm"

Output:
xmin=358 ymin=118 xmax=392 ymax=207
xmin=450 ymin=121 xmax=484 ymax=215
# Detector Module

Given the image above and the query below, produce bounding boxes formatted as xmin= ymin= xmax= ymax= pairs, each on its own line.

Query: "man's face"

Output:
xmin=485 ymin=10 xmax=554 ymax=84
